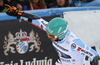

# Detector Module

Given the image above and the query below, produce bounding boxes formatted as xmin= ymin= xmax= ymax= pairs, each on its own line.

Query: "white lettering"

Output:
xmin=44 ymin=57 xmax=47 ymax=65
xmin=37 ymin=60 xmax=42 ymax=65
xmin=25 ymin=61 xmax=31 ymax=65
xmin=33 ymin=58 xmax=36 ymax=65
xmin=20 ymin=60 xmax=24 ymax=65
xmin=47 ymin=59 xmax=52 ymax=65
xmin=0 ymin=62 xmax=4 ymax=65
xmin=5 ymin=64 xmax=9 ymax=65
xmin=14 ymin=63 xmax=18 ymax=65
xmin=10 ymin=61 xmax=13 ymax=65
xmin=0 ymin=57 xmax=52 ymax=65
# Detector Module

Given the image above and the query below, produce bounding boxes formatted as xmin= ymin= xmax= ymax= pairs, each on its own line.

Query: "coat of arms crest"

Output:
xmin=3 ymin=29 xmax=41 ymax=56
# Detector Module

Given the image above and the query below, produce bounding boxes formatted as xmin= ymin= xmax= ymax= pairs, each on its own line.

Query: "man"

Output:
xmin=5 ymin=4 xmax=99 ymax=65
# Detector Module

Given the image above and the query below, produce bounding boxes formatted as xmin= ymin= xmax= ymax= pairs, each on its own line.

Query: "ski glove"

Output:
xmin=5 ymin=4 xmax=22 ymax=17
xmin=90 ymin=55 xmax=99 ymax=65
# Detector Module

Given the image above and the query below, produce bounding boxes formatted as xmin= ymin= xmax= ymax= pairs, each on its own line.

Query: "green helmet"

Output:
xmin=46 ymin=17 xmax=68 ymax=39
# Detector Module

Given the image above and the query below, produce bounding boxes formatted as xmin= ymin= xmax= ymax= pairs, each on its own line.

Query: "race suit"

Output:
xmin=24 ymin=18 xmax=98 ymax=65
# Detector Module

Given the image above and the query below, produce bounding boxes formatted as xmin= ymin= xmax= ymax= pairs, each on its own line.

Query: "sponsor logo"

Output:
xmin=77 ymin=47 xmax=82 ymax=51
xmin=77 ymin=47 xmax=93 ymax=57
xmin=81 ymin=53 xmax=85 ymax=56
xmin=3 ymin=29 xmax=41 ymax=56
xmin=54 ymin=42 xmax=68 ymax=52
xmin=81 ymin=49 xmax=93 ymax=57
xmin=0 ymin=57 xmax=52 ymax=65
xmin=71 ymin=43 xmax=76 ymax=49
xmin=60 ymin=58 xmax=71 ymax=62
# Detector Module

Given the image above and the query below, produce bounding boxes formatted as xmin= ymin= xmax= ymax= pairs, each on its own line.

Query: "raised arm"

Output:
xmin=5 ymin=4 xmax=40 ymax=19
xmin=5 ymin=4 xmax=48 ymax=30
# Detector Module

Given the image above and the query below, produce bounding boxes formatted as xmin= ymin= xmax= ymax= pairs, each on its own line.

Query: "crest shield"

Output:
xmin=3 ymin=29 xmax=41 ymax=55
xmin=16 ymin=38 xmax=28 ymax=54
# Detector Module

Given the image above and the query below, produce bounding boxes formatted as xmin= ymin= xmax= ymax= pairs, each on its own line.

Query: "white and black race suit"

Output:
xmin=24 ymin=18 xmax=98 ymax=65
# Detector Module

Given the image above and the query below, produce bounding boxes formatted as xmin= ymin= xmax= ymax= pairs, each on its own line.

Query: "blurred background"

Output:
xmin=0 ymin=0 xmax=98 ymax=12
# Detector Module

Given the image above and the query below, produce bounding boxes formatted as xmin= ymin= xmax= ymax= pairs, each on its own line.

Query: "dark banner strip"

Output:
xmin=0 ymin=19 xmax=58 ymax=65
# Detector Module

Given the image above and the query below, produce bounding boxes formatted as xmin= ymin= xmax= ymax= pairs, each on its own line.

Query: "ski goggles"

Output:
xmin=46 ymin=25 xmax=68 ymax=39
xmin=47 ymin=33 xmax=57 ymax=39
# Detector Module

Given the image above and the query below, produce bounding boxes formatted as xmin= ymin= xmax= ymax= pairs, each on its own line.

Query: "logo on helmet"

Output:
xmin=71 ymin=43 xmax=76 ymax=49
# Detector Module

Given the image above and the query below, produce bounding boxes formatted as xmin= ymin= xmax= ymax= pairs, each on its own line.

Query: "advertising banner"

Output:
xmin=0 ymin=19 xmax=58 ymax=65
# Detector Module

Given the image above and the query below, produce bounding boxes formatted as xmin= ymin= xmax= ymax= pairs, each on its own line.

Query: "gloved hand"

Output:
xmin=5 ymin=4 xmax=22 ymax=16
xmin=90 ymin=55 xmax=99 ymax=65
xmin=5 ymin=4 xmax=40 ymax=20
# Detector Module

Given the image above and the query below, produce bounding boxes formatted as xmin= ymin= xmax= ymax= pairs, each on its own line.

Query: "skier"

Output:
xmin=5 ymin=4 xmax=99 ymax=65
